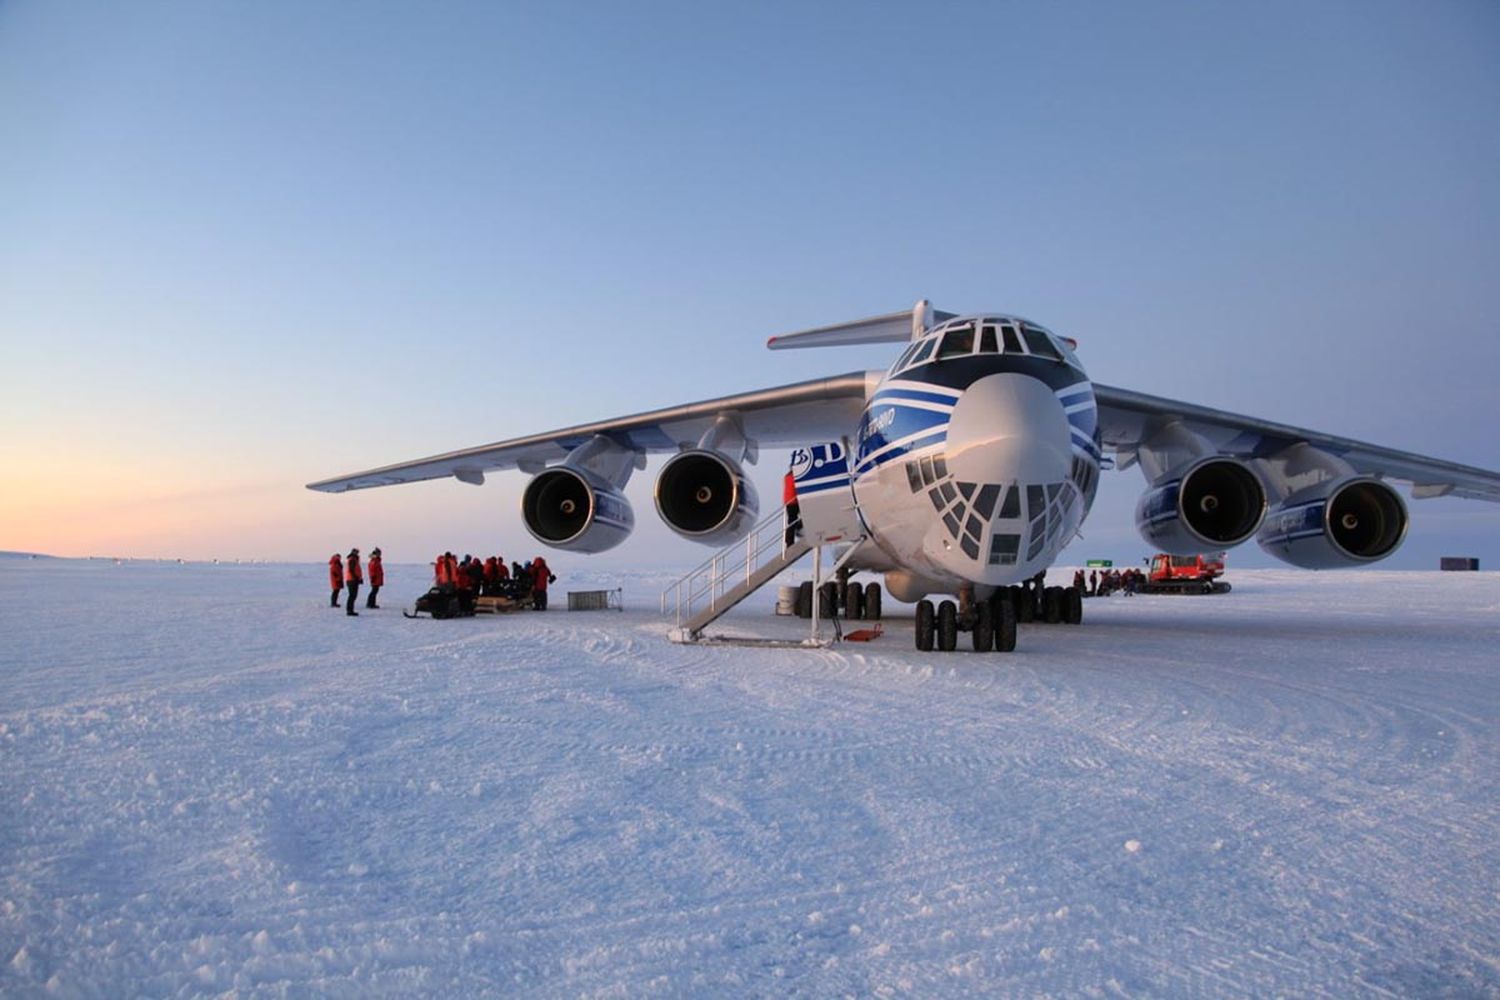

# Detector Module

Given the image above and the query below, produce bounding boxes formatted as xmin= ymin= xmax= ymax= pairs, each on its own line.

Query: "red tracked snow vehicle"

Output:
xmin=1142 ymin=552 xmax=1232 ymax=595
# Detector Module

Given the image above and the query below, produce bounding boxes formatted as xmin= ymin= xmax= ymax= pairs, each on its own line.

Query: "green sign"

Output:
xmin=1086 ymin=559 xmax=1113 ymax=568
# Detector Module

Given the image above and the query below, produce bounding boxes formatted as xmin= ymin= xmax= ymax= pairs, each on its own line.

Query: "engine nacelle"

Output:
xmin=1257 ymin=475 xmax=1407 ymax=569
xmin=520 ymin=466 xmax=634 ymax=554
xmin=654 ymin=449 xmax=760 ymax=545
xmin=1136 ymin=456 xmax=1267 ymax=554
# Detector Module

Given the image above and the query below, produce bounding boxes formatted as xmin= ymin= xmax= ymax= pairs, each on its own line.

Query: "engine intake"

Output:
xmin=520 ymin=467 xmax=634 ymax=554
xmin=1257 ymin=476 xmax=1407 ymax=569
xmin=655 ymin=450 xmax=760 ymax=544
xmin=1136 ymin=456 xmax=1267 ymax=554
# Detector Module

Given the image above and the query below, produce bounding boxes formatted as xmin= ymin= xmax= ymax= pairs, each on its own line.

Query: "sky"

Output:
xmin=1 ymin=1 xmax=1497 ymax=573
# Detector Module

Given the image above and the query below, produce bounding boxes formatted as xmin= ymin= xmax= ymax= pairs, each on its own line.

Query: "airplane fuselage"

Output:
xmin=833 ymin=316 xmax=1102 ymax=597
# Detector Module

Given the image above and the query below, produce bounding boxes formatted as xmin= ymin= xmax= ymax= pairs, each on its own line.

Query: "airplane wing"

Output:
xmin=1094 ymin=384 xmax=1500 ymax=502
xmin=307 ymin=371 xmax=877 ymax=493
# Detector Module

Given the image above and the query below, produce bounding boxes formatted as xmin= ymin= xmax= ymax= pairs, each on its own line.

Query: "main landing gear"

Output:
xmin=793 ymin=576 xmax=883 ymax=623
xmin=913 ymin=582 xmax=1082 ymax=653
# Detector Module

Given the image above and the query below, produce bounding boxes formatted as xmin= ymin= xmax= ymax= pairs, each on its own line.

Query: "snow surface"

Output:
xmin=1 ymin=560 xmax=1497 ymax=997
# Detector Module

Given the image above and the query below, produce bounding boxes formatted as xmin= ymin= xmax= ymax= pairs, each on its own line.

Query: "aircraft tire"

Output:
xmin=915 ymin=599 xmax=935 ymax=651
xmin=1014 ymin=586 xmax=1036 ymax=623
xmin=972 ymin=600 xmax=993 ymax=652
xmin=1043 ymin=587 xmax=1064 ymax=624
xmin=937 ymin=600 xmax=958 ymax=652
xmin=864 ymin=583 xmax=882 ymax=621
xmin=1065 ymin=587 xmax=1083 ymax=625
xmin=796 ymin=580 xmax=813 ymax=619
xmin=846 ymin=581 xmax=865 ymax=620
xmin=819 ymin=581 xmax=839 ymax=619
xmin=993 ymin=593 xmax=1017 ymax=652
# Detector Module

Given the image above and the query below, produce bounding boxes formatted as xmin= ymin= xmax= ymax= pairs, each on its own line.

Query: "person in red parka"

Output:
xmin=344 ymin=548 xmax=363 ymax=617
xmin=366 ymin=548 xmax=384 ymax=609
xmin=783 ymin=470 xmax=801 ymax=547
xmin=530 ymin=556 xmax=557 ymax=611
xmin=328 ymin=554 xmax=344 ymax=608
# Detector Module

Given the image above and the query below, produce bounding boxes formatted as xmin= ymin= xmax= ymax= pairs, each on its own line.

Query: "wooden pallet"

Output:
xmin=474 ymin=596 xmax=520 ymax=614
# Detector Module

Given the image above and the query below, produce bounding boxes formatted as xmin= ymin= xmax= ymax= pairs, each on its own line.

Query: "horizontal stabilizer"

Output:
xmin=767 ymin=299 xmax=954 ymax=351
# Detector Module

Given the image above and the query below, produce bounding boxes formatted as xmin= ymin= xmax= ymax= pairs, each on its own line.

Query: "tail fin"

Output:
xmin=767 ymin=299 xmax=954 ymax=351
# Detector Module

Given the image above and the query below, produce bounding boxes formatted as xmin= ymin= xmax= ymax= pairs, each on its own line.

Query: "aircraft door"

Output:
xmin=788 ymin=441 xmax=864 ymax=544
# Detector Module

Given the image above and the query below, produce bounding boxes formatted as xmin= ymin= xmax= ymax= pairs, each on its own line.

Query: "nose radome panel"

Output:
xmin=945 ymin=373 xmax=1072 ymax=485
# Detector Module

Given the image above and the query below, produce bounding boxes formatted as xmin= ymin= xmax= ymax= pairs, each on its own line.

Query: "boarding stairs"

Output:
xmin=660 ymin=508 xmax=860 ymax=644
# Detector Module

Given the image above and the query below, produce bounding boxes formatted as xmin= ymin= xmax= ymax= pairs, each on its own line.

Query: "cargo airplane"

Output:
xmin=309 ymin=302 xmax=1500 ymax=651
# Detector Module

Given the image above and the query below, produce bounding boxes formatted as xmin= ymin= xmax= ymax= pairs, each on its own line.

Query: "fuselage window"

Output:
xmin=999 ymin=485 xmax=1021 ymax=519
xmin=1027 ymin=523 xmax=1046 ymax=561
xmin=937 ymin=325 xmax=975 ymax=359
xmin=973 ymin=483 xmax=1001 ymax=520
xmin=1001 ymin=325 xmax=1023 ymax=354
xmin=989 ymin=533 xmax=1020 ymax=566
xmin=1026 ymin=484 xmax=1046 ymax=520
xmin=1022 ymin=325 xmax=1061 ymax=361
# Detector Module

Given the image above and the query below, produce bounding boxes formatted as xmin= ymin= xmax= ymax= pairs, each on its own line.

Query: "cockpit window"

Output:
xmin=894 ymin=341 xmax=921 ymax=370
xmin=1022 ymin=324 xmax=1061 ymax=361
xmin=979 ymin=325 xmax=998 ymax=354
xmin=905 ymin=337 xmax=936 ymax=368
xmin=1001 ymin=325 xmax=1022 ymax=354
xmin=937 ymin=324 xmax=975 ymax=359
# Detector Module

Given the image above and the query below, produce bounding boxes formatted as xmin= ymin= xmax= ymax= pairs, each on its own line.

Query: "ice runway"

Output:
xmin=1 ymin=560 xmax=1496 ymax=996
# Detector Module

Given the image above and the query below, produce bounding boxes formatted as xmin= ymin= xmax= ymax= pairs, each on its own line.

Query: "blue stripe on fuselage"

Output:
xmin=856 ymin=403 xmax=951 ymax=467
xmin=854 ymin=429 xmax=948 ymax=476
xmin=871 ymin=388 xmax=960 ymax=408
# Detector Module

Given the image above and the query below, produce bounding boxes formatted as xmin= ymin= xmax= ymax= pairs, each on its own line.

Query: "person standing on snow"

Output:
xmin=366 ymin=548 xmax=384 ymax=609
xmin=328 ymin=553 xmax=344 ymax=608
xmin=344 ymin=548 xmax=363 ymax=616
xmin=530 ymin=556 xmax=557 ymax=611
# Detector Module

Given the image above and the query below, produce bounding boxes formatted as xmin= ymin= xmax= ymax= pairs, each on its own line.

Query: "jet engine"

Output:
xmin=1136 ymin=456 xmax=1267 ymax=554
xmin=654 ymin=449 xmax=760 ymax=545
xmin=521 ymin=466 xmax=635 ymax=554
xmin=1257 ymin=475 xmax=1407 ymax=569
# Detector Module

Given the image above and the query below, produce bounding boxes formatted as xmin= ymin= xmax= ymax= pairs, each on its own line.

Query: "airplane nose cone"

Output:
xmin=945 ymin=373 xmax=1072 ymax=484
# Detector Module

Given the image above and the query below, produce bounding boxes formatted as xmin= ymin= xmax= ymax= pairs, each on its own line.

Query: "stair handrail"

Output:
xmin=660 ymin=507 xmax=802 ymax=625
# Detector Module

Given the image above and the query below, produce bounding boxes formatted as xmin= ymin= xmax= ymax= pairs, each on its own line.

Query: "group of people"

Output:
xmin=431 ymin=552 xmax=557 ymax=610
xmin=328 ymin=547 xmax=383 ymax=616
xmin=1074 ymin=567 xmax=1145 ymax=597
xmin=325 ymin=549 xmax=560 ymax=616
